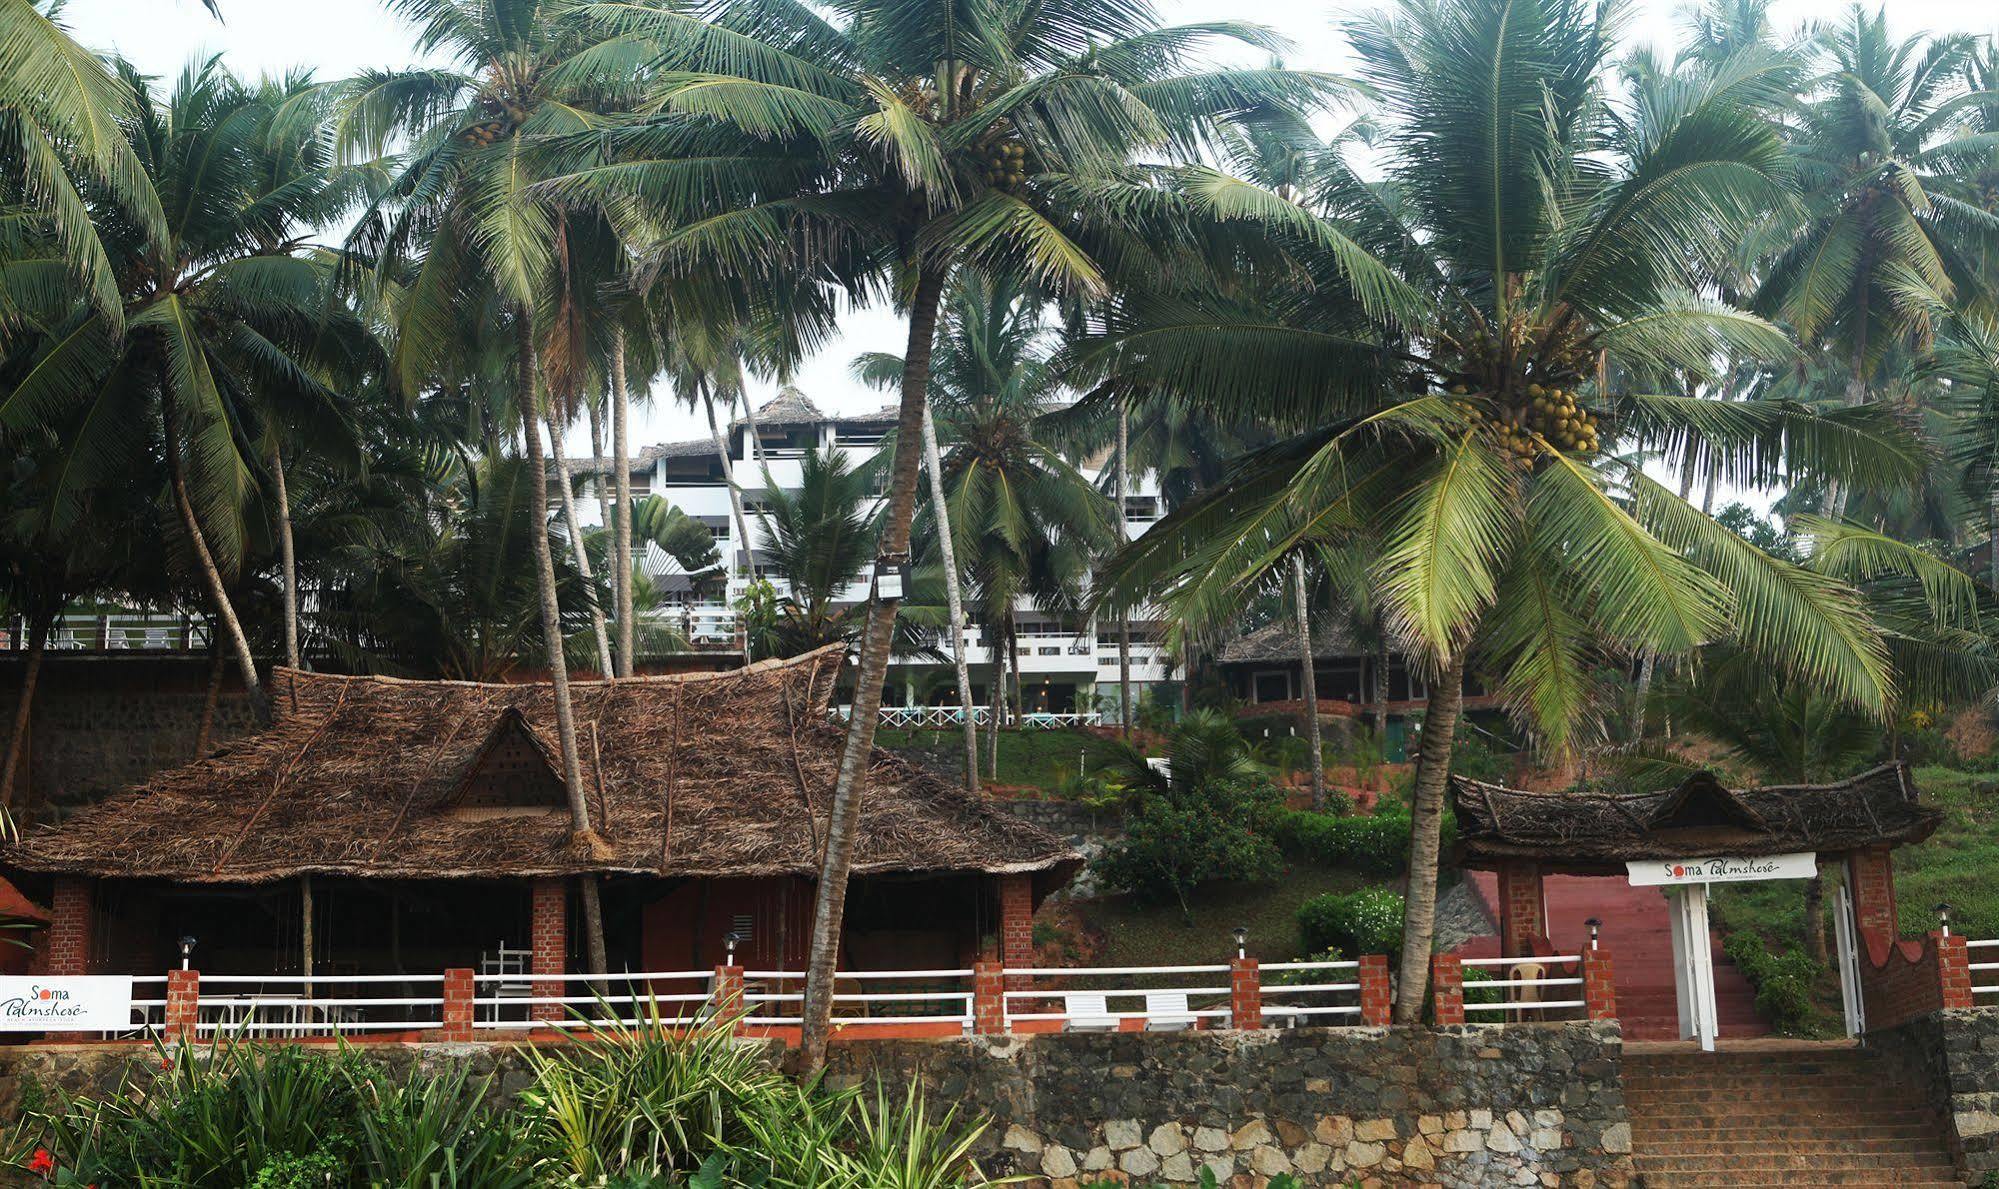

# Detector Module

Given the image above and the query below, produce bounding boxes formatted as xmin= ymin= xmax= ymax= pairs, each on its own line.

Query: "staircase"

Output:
xmin=1625 ymin=1042 xmax=1963 ymax=1186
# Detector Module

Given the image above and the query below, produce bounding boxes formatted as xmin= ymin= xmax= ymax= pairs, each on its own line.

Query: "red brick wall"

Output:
xmin=439 ymin=968 xmax=474 ymax=1041
xmin=530 ymin=878 xmax=566 ymax=1023
xmin=1582 ymin=947 xmax=1617 ymax=1021
xmin=1858 ymin=931 xmax=1961 ymax=1032
xmin=1496 ymin=860 xmax=1546 ymax=956
xmin=1358 ymin=954 xmax=1391 ymax=1026
xmin=164 ymin=968 xmax=199 ymax=1039
xmin=47 ymin=877 xmax=93 ymax=977
xmin=972 ymin=959 xmax=1004 ymax=1034
xmin=1431 ymin=953 xmax=1465 ymax=1026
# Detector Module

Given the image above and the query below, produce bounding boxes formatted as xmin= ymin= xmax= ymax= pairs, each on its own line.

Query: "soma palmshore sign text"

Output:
xmin=1626 ymin=852 xmax=1817 ymax=887
xmin=0 ymin=976 xmax=133 ymax=1031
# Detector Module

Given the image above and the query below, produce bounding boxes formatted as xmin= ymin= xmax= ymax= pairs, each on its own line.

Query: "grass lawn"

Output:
xmin=1710 ymin=765 xmax=1999 ymax=950
xmin=876 ymin=726 xmax=1114 ymax=791
xmin=1066 ymin=860 xmax=1379 ymax=970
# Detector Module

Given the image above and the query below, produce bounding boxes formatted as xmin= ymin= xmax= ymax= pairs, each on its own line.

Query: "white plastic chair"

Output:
xmin=1506 ymin=960 xmax=1547 ymax=1023
xmin=480 ymin=942 xmax=533 ymax=1023
xmin=1144 ymin=991 xmax=1197 ymax=1031
xmin=1063 ymin=992 xmax=1117 ymax=1031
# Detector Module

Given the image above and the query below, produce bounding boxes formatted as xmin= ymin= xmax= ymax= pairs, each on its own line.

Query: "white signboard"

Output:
xmin=0 ymin=976 xmax=133 ymax=1031
xmin=1627 ymin=852 xmax=1817 ymax=888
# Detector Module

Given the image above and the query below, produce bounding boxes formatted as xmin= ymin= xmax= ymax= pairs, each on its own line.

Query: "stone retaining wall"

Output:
xmin=0 ymin=1024 xmax=1631 ymax=1187
xmin=1868 ymin=1007 xmax=1999 ymax=1174
xmin=822 ymin=1024 xmax=1632 ymax=1187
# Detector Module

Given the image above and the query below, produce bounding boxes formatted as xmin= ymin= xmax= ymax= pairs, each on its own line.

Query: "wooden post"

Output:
xmin=1229 ymin=956 xmax=1261 ymax=1030
xmin=1431 ymin=953 xmax=1465 ymax=1026
xmin=300 ymin=875 xmax=315 ymax=1009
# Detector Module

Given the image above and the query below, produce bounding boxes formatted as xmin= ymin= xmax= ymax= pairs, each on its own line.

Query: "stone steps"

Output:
xmin=1625 ymin=1046 xmax=1964 ymax=1188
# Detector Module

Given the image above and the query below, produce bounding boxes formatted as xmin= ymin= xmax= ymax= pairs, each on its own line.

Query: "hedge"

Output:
xmin=1269 ymin=806 xmax=1453 ymax=876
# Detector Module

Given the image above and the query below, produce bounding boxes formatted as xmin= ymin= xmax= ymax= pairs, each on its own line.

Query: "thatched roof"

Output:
xmin=1216 ymin=621 xmax=1363 ymax=666
xmin=4 ymin=646 xmax=1079 ymax=888
xmin=1451 ymin=763 xmax=1941 ymax=871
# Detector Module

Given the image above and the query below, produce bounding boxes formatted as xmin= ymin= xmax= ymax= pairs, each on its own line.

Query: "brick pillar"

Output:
xmin=529 ymin=878 xmax=567 ymax=1023
xmin=1431 ymin=953 xmax=1465 ymax=1026
xmin=164 ymin=969 xmax=200 ymax=1042
xmin=998 ymin=873 xmax=1035 ymax=978
xmin=1359 ymin=955 xmax=1391 ymax=1031
xmin=1495 ymin=860 xmax=1546 ymax=957
xmin=47 ymin=878 xmax=93 ymax=977
xmin=1229 ymin=956 xmax=1261 ymax=1030
xmin=712 ymin=964 xmax=744 ymax=1033
xmin=972 ymin=958 xmax=1005 ymax=1034
xmin=1582 ymin=947 xmax=1617 ymax=1021
xmin=440 ymin=968 xmax=475 ymax=1041
xmin=1847 ymin=845 xmax=1900 ymax=959
xmin=1936 ymin=932 xmax=1973 ymax=1010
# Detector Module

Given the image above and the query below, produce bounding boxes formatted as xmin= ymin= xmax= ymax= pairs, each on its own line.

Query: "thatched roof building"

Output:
xmin=1451 ymin=763 xmax=1940 ymax=871
xmin=4 ymin=645 xmax=1078 ymax=890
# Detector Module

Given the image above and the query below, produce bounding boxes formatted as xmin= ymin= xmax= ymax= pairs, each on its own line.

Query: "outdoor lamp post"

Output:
xmin=178 ymin=936 xmax=197 ymax=971
xmin=1232 ymin=926 xmax=1249 ymax=960
xmin=1585 ymin=917 xmax=1601 ymax=951
xmin=1938 ymin=902 xmax=1954 ymax=936
xmin=724 ymin=931 xmax=742 ymax=966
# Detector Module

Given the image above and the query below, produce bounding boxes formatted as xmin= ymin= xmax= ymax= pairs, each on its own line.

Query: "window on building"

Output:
xmin=1253 ymin=672 xmax=1291 ymax=703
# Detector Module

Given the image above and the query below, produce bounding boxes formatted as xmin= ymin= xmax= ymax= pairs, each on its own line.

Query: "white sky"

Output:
xmin=65 ymin=0 xmax=1999 ymax=456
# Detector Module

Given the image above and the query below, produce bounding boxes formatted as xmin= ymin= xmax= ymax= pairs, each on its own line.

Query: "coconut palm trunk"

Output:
xmin=515 ymin=325 xmax=608 ymax=977
xmin=799 ymin=264 xmax=948 ymax=1073
xmin=987 ymin=627 xmax=1005 ymax=781
xmin=611 ymin=330 xmax=635 ymax=678
xmin=922 ymin=400 xmax=979 ymax=789
xmin=1116 ymin=402 xmax=1133 ymax=737
xmin=1291 ymin=552 xmax=1326 ymax=810
xmin=1393 ymin=653 xmax=1467 ymax=1024
xmin=0 ymin=611 xmax=49 ymax=808
xmin=702 ymin=383 xmax=757 ymax=594
xmin=162 ymin=403 xmax=263 ymax=710
xmin=194 ymin=635 xmax=224 ymax=758
xmin=268 ymin=441 xmax=301 ymax=670
xmin=545 ymin=403 xmax=615 ymax=678
xmin=1373 ymin=635 xmax=1390 ymax=737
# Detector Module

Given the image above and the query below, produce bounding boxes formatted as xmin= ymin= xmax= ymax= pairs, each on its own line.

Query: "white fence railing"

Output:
xmin=1260 ymin=959 xmax=1366 ymax=1021
xmin=1965 ymin=939 xmax=1999 ymax=997
xmin=848 ymin=707 xmax=1102 ymax=730
xmin=1458 ymin=956 xmax=1586 ymax=1017
xmin=193 ymin=974 xmax=447 ymax=1036
xmin=742 ymin=969 xmax=976 ymax=1031
xmin=472 ymin=970 xmax=716 ymax=1031
xmin=1001 ymin=964 xmax=1235 ymax=1029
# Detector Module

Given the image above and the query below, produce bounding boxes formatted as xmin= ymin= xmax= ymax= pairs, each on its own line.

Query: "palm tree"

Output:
xmin=1087 ymin=0 xmax=1923 ymax=1022
xmin=1755 ymin=5 xmax=1998 ymax=517
xmin=1 ymin=60 xmax=377 ymax=712
xmin=552 ymin=0 xmax=1343 ymax=1068
xmin=339 ymin=0 xmax=671 ymax=975
xmin=752 ymin=448 xmax=882 ymax=657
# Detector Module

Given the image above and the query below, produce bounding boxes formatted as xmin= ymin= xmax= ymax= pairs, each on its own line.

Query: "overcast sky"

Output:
xmin=64 ymin=0 xmax=1999 ymax=454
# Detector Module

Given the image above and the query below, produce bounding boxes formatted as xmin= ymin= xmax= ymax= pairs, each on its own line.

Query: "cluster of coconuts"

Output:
xmin=984 ymin=139 xmax=1028 ymax=191
xmin=1448 ymin=381 xmax=1600 ymax=462
xmin=461 ymin=120 xmax=509 ymax=146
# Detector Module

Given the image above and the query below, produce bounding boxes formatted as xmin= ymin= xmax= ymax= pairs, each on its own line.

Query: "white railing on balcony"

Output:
xmin=1965 ymin=939 xmax=1999 ymax=996
xmin=1458 ymin=956 xmax=1586 ymax=1017
xmin=741 ymin=969 xmax=976 ymax=1031
xmin=1001 ymin=964 xmax=1235 ymax=1028
xmin=472 ymin=970 xmax=716 ymax=1031
xmin=26 ymin=614 xmax=210 ymax=652
xmin=193 ymin=974 xmax=447 ymax=1036
xmin=843 ymin=707 xmax=1101 ymax=730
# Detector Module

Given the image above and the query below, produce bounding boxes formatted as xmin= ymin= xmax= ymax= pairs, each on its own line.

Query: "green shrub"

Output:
xmin=1462 ymin=966 xmax=1502 ymax=1007
xmin=1269 ymin=807 xmax=1449 ymax=875
xmin=1721 ymin=932 xmax=1826 ymax=1037
xmin=1296 ymin=887 xmax=1405 ymax=957
xmin=1091 ymin=777 xmax=1285 ymax=921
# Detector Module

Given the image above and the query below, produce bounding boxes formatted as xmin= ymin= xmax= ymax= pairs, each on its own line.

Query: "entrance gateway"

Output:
xmin=1627 ymin=851 xmax=1819 ymax=1050
xmin=1447 ymin=763 xmax=1942 ymax=1049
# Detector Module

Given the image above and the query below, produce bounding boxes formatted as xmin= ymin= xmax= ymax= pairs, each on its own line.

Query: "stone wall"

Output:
xmin=0 ymin=1025 xmax=1632 ymax=1187
xmin=823 ymin=1024 xmax=1632 ymax=1187
xmin=1869 ymin=1007 xmax=1999 ymax=1175
xmin=0 ymin=654 xmax=258 ymax=810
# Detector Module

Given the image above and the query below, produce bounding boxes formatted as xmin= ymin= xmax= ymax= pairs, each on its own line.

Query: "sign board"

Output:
xmin=1627 ymin=852 xmax=1817 ymax=888
xmin=0 ymin=976 xmax=134 ymax=1031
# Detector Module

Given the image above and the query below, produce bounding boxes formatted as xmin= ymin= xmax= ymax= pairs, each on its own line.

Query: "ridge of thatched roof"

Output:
xmin=5 ymin=646 xmax=1079 ymax=887
xmin=1450 ymin=763 xmax=1940 ymax=870
xmin=1216 ymin=621 xmax=1364 ymax=665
